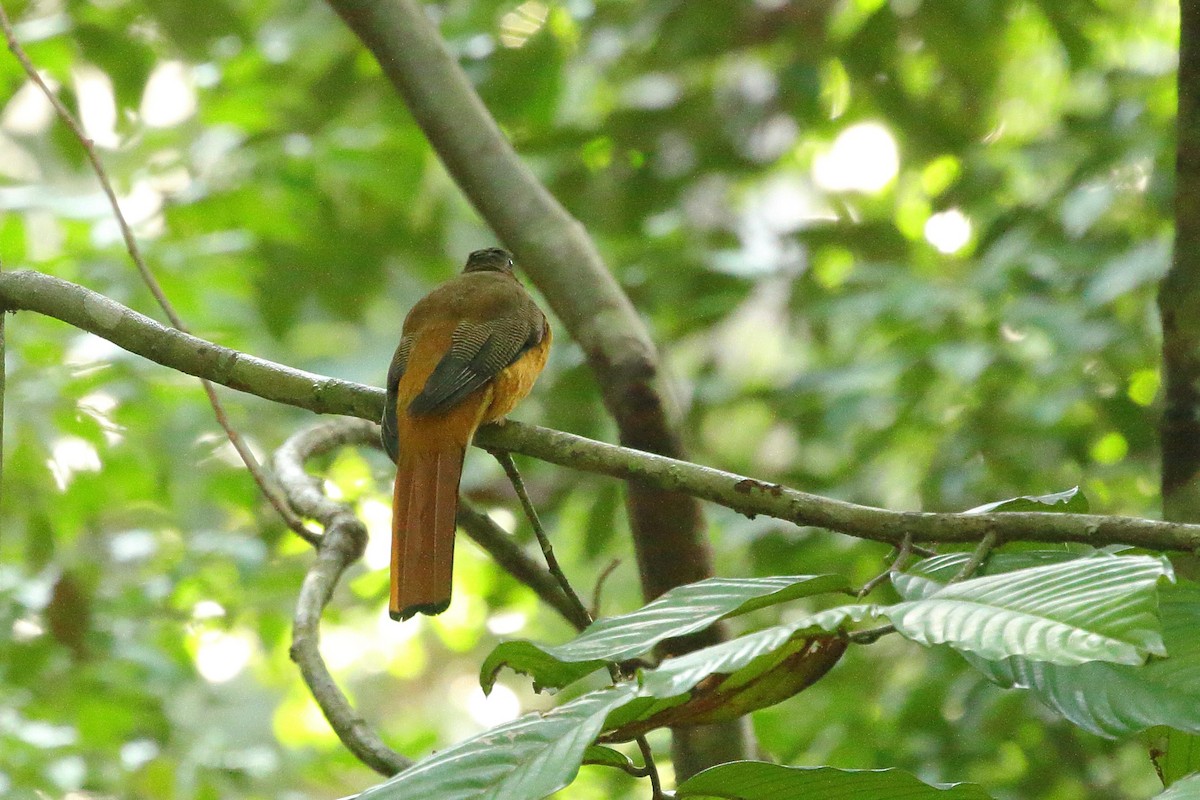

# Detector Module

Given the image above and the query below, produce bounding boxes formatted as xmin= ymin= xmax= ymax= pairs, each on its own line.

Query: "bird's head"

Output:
xmin=463 ymin=247 xmax=515 ymax=274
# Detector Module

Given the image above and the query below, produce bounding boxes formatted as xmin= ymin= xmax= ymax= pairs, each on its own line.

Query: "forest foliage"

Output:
xmin=0 ymin=0 xmax=1192 ymax=798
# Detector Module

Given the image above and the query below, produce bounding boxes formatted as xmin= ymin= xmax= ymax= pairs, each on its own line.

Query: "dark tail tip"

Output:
xmin=389 ymin=598 xmax=451 ymax=622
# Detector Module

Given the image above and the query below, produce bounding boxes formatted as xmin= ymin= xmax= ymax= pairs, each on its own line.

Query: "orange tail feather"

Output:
xmin=390 ymin=444 xmax=466 ymax=620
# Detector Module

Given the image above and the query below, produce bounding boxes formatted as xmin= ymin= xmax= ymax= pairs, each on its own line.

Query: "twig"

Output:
xmin=456 ymin=504 xmax=590 ymax=631
xmin=0 ymin=1 xmax=317 ymax=544
xmin=857 ymin=534 xmax=914 ymax=599
xmin=4 ymin=272 xmax=1200 ymax=556
xmin=950 ymin=530 xmax=998 ymax=583
xmin=489 ymin=449 xmax=593 ymax=627
xmin=847 ymin=624 xmax=896 ymax=645
xmin=636 ymin=735 xmax=665 ymax=800
xmin=591 ymin=558 xmax=621 ymax=619
xmin=487 ymin=451 xmax=665 ymax=797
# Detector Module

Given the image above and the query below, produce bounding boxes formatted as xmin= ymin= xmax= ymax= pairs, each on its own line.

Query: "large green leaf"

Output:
xmin=600 ymin=606 xmax=873 ymax=740
xmin=639 ymin=605 xmax=878 ymax=699
xmin=356 ymin=683 xmax=636 ymax=800
xmin=888 ymin=554 xmax=1172 ymax=665
xmin=482 ymin=575 xmax=850 ymax=693
xmin=964 ymin=583 xmax=1200 ymax=738
xmin=676 ymin=762 xmax=994 ymax=799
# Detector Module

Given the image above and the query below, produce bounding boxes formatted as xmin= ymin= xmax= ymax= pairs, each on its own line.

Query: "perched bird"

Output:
xmin=382 ymin=248 xmax=551 ymax=621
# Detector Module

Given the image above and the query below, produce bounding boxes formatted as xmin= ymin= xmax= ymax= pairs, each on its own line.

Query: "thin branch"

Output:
xmin=951 ymin=531 xmax=998 ymax=583
xmin=591 ymin=558 xmax=621 ymax=619
xmin=490 ymin=449 xmax=593 ymax=627
xmin=857 ymin=534 xmax=913 ymax=600
xmin=273 ymin=421 xmax=408 ymax=777
xmin=488 ymin=452 xmax=662 ymax=796
xmin=456 ymin=505 xmax=591 ymax=632
xmin=4 ymin=271 xmax=1200 ymax=555
xmin=636 ymin=735 xmax=665 ymax=800
xmin=0 ymin=2 xmax=315 ymax=543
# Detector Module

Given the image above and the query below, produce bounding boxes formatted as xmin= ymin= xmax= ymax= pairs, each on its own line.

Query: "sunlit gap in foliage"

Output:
xmin=47 ymin=437 xmax=101 ymax=490
xmin=360 ymin=497 xmax=393 ymax=570
xmin=812 ymin=121 xmax=899 ymax=194
xmin=73 ymin=66 xmax=118 ymax=148
xmin=500 ymin=1 xmax=549 ymax=48
xmin=191 ymin=628 xmax=255 ymax=683
xmin=924 ymin=208 xmax=972 ymax=254
xmin=141 ymin=61 xmax=197 ymax=128
xmin=454 ymin=675 xmax=522 ymax=728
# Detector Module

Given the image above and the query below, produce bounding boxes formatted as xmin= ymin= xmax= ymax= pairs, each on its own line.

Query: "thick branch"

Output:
xmin=1162 ymin=0 xmax=1200 ymax=519
xmin=6 ymin=268 xmax=1200 ymax=554
xmin=474 ymin=423 xmax=1200 ymax=552
xmin=0 ymin=269 xmax=376 ymax=419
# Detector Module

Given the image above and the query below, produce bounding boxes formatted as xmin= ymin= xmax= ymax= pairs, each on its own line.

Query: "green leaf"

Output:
xmin=1156 ymin=773 xmax=1200 ymax=799
xmin=601 ymin=606 xmax=873 ymax=740
xmin=482 ymin=575 xmax=850 ymax=693
xmin=1158 ymin=730 xmax=1200 ymax=788
xmin=640 ymin=605 xmax=878 ymax=699
xmin=481 ymin=640 xmax=606 ymax=694
xmin=888 ymin=555 xmax=1172 ymax=665
xmin=965 ymin=583 xmax=1200 ymax=738
xmin=581 ymin=744 xmax=635 ymax=770
xmin=677 ymin=762 xmax=994 ymax=799
xmin=356 ymin=684 xmax=637 ymax=800
xmin=962 ymin=486 xmax=1089 ymax=514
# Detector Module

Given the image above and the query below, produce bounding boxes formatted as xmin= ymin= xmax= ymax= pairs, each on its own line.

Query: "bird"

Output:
xmin=381 ymin=248 xmax=551 ymax=621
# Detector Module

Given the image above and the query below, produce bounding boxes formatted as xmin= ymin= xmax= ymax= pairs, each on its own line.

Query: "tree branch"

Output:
xmin=274 ymin=421 xmax=409 ymax=777
xmin=1162 ymin=0 xmax=1200 ymax=521
xmin=5 ymin=268 xmax=1200 ymax=556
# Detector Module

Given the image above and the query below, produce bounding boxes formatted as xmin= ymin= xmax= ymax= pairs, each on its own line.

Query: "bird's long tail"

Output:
xmin=390 ymin=444 xmax=466 ymax=620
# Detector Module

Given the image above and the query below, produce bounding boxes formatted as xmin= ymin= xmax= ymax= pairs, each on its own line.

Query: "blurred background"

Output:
xmin=0 ymin=0 xmax=1177 ymax=797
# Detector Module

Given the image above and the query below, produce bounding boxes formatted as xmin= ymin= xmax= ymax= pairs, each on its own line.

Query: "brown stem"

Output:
xmin=490 ymin=449 xmax=594 ymax=629
xmin=950 ymin=531 xmax=998 ymax=583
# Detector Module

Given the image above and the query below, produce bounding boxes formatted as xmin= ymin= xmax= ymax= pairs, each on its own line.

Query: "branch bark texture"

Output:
xmin=6 ymin=268 xmax=1200 ymax=555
